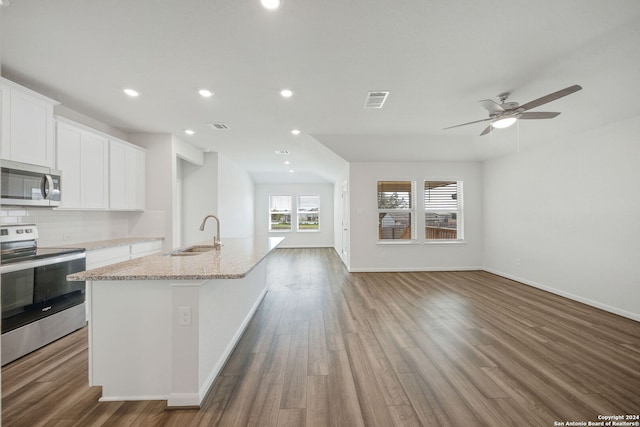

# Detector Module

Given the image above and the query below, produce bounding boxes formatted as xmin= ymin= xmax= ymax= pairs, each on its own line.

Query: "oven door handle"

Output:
xmin=0 ymin=252 xmax=86 ymax=274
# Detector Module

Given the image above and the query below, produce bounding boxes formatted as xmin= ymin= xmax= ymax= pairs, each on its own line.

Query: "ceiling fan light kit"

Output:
xmin=444 ymin=84 xmax=582 ymax=136
xmin=491 ymin=116 xmax=518 ymax=129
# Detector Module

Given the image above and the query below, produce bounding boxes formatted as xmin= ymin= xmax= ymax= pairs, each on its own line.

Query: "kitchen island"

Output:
xmin=68 ymin=236 xmax=284 ymax=407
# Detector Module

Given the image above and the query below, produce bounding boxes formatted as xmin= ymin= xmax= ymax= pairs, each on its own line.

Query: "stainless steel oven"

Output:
xmin=1 ymin=224 xmax=86 ymax=365
xmin=1 ymin=159 xmax=61 ymax=207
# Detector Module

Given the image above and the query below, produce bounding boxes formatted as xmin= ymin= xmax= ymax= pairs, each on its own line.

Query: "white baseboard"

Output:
xmin=349 ymin=266 xmax=483 ymax=273
xmin=277 ymin=244 xmax=334 ymax=249
xmin=99 ymin=394 xmax=167 ymax=402
xmin=483 ymin=267 xmax=640 ymax=322
xmin=167 ymin=393 xmax=200 ymax=408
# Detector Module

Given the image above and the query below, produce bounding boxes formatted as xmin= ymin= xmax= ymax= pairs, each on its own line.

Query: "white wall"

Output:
xmin=348 ymin=161 xmax=483 ymax=271
xmin=483 ymin=115 xmax=640 ymax=321
xmin=255 ymin=182 xmax=334 ymax=248
xmin=218 ymin=154 xmax=255 ymax=239
xmin=180 ymin=152 xmax=218 ymax=246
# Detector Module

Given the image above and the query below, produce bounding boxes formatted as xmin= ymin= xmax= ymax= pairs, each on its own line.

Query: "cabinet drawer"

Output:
xmin=86 ymin=246 xmax=131 ymax=269
xmin=130 ymin=240 xmax=163 ymax=259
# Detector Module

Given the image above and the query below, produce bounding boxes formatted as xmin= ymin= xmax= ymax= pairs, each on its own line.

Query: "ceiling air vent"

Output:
xmin=275 ymin=150 xmax=290 ymax=155
xmin=364 ymin=91 xmax=390 ymax=109
xmin=207 ymin=122 xmax=230 ymax=130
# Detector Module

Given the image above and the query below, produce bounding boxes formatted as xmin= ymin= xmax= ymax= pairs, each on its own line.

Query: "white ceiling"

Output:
xmin=2 ymin=0 xmax=640 ymax=183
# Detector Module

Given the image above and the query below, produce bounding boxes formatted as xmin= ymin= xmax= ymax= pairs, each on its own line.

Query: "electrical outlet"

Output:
xmin=178 ymin=306 xmax=192 ymax=326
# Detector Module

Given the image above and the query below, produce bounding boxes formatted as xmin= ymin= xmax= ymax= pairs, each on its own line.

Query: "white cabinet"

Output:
xmin=130 ymin=240 xmax=163 ymax=259
xmin=86 ymin=240 xmax=163 ymax=269
xmin=56 ymin=120 xmax=109 ymax=209
xmin=109 ymin=139 xmax=145 ymax=210
xmin=1 ymin=78 xmax=59 ymax=167
xmin=85 ymin=246 xmax=131 ymax=270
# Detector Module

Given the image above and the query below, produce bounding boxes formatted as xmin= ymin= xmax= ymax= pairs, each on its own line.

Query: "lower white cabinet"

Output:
xmin=56 ymin=120 xmax=109 ymax=209
xmin=86 ymin=240 xmax=163 ymax=270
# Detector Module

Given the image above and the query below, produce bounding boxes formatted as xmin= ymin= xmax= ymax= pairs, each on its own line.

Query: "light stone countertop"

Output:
xmin=56 ymin=236 xmax=164 ymax=251
xmin=68 ymin=237 xmax=284 ymax=281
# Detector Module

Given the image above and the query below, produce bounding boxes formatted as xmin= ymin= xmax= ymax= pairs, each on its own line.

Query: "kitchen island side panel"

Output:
xmin=89 ymin=280 xmax=173 ymax=401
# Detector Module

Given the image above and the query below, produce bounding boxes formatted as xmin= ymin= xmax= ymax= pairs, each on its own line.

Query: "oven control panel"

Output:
xmin=0 ymin=224 xmax=39 ymax=242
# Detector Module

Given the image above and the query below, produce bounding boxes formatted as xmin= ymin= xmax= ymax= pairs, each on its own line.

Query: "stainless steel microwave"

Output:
xmin=1 ymin=160 xmax=61 ymax=207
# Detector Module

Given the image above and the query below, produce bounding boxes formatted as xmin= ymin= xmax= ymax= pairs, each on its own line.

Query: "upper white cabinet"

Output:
xmin=1 ymin=78 xmax=59 ymax=168
xmin=56 ymin=119 xmax=109 ymax=209
xmin=109 ymin=138 xmax=145 ymax=210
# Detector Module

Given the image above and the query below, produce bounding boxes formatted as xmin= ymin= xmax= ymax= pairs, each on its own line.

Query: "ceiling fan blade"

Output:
xmin=480 ymin=125 xmax=493 ymax=136
xmin=519 ymin=84 xmax=582 ymax=111
xmin=519 ymin=111 xmax=561 ymax=120
xmin=478 ymin=99 xmax=505 ymax=114
xmin=443 ymin=117 xmax=492 ymax=131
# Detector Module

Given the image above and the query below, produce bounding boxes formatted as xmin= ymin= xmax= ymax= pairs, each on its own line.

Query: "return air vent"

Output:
xmin=275 ymin=149 xmax=290 ymax=155
xmin=206 ymin=122 xmax=230 ymax=130
xmin=364 ymin=91 xmax=390 ymax=109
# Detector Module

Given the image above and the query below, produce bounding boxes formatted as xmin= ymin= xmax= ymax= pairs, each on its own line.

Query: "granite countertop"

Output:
xmin=57 ymin=236 xmax=164 ymax=251
xmin=68 ymin=237 xmax=284 ymax=281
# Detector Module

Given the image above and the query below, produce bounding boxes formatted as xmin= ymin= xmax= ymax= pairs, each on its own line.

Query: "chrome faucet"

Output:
xmin=199 ymin=214 xmax=221 ymax=249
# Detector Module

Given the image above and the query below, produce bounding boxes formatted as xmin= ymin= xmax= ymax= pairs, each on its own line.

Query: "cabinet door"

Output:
xmin=2 ymin=86 xmax=55 ymax=167
xmin=81 ymin=132 xmax=109 ymax=209
xmin=129 ymin=147 xmax=145 ymax=210
xmin=109 ymin=140 xmax=128 ymax=209
xmin=110 ymin=140 xmax=145 ymax=210
xmin=56 ymin=124 xmax=83 ymax=208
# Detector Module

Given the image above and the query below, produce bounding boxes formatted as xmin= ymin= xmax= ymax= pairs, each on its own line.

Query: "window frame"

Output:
xmin=423 ymin=180 xmax=464 ymax=243
xmin=296 ymin=194 xmax=320 ymax=232
xmin=269 ymin=194 xmax=293 ymax=232
xmin=376 ymin=180 xmax=416 ymax=243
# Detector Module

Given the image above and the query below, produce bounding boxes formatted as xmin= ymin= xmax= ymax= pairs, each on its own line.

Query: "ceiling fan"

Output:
xmin=444 ymin=84 xmax=582 ymax=136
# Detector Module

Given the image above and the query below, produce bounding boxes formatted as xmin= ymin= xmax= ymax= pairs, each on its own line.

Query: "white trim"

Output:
xmin=349 ymin=266 xmax=482 ymax=272
xmin=99 ymin=394 xmax=168 ymax=402
xmin=277 ymin=244 xmax=334 ymax=249
xmin=167 ymin=393 xmax=201 ymax=408
xmin=483 ymin=268 xmax=640 ymax=322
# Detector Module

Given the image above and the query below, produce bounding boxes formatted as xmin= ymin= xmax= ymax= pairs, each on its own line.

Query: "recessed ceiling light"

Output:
xmin=185 ymin=129 xmax=195 ymax=135
xmin=284 ymin=160 xmax=291 ymax=165
xmin=280 ymin=89 xmax=294 ymax=98
xmin=290 ymin=129 xmax=301 ymax=136
xmin=260 ymin=0 xmax=281 ymax=10
xmin=289 ymin=169 xmax=294 ymax=173
xmin=123 ymin=88 xmax=140 ymax=97
xmin=198 ymin=89 xmax=213 ymax=98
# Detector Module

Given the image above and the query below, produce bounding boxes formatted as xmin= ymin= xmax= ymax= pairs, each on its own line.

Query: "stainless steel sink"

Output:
xmin=167 ymin=245 xmax=217 ymax=256
xmin=181 ymin=245 xmax=216 ymax=253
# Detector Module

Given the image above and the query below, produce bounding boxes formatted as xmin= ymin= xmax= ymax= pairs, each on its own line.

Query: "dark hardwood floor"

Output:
xmin=3 ymin=248 xmax=640 ymax=426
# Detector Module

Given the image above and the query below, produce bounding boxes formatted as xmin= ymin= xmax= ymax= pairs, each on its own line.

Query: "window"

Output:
xmin=377 ymin=181 xmax=415 ymax=240
xmin=269 ymin=195 xmax=292 ymax=231
xmin=424 ymin=181 xmax=463 ymax=241
xmin=297 ymin=195 xmax=319 ymax=231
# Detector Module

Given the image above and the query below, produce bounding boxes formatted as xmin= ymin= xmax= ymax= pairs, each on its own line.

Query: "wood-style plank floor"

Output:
xmin=3 ymin=248 xmax=640 ymax=426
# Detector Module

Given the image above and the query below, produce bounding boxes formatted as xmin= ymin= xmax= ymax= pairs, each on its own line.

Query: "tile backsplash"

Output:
xmin=1 ymin=207 xmax=137 ymax=247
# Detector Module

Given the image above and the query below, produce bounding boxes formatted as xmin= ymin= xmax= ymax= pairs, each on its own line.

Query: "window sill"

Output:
xmin=376 ymin=240 xmax=420 ymax=246
xmin=269 ymin=230 xmax=292 ymax=233
xmin=297 ymin=230 xmax=321 ymax=233
xmin=423 ymin=240 xmax=466 ymax=245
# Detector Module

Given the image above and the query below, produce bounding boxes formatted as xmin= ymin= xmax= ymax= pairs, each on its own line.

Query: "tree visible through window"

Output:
xmin=424 ymin=181 xmax=463 ymax=240
xmin=377 ymin=181 xmax=415 ymax=240
xmin=269 ymin=195 xmax=292 ymax=230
